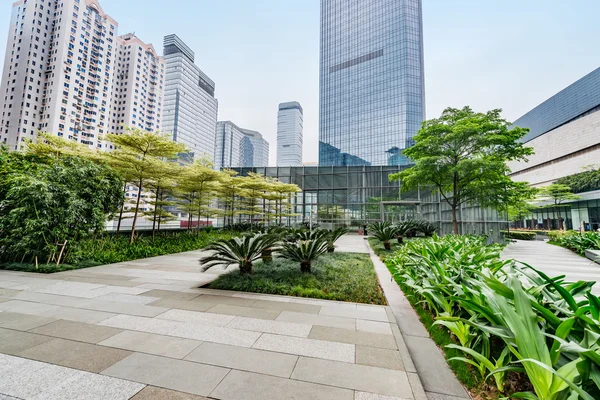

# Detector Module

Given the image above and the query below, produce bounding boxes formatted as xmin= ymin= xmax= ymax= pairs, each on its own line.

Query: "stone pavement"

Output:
xmin=502 ymin=239 xmax=600 ymax=294
xmin=0 ymin=245 xmax=427 ymax=400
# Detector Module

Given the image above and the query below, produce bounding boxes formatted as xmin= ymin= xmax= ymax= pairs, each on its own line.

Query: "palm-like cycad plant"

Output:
xmin=369 ymin=221 xmax=397 ymax=250
xmin=200 ymin=233 xmax=278 ymax=274
xmin=279 ymin=239 xmax=328 ymax=273
xmin=326 ymin=227 xmax=349 ymax=252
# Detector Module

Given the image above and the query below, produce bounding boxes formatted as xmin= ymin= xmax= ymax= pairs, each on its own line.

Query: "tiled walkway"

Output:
xmin=0 ymin=245 xmax=425 ymax=400
xmin=502 ymin=239 xmax=600 ymax=294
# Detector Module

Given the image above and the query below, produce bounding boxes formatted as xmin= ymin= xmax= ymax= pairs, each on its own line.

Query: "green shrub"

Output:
xmin=501 ymin=230 xmax=536 ymax=240
xmin=387 ymin=235 xmax=600 ymax=399
xmin=554 ymin=231 xmax=600 ymax=255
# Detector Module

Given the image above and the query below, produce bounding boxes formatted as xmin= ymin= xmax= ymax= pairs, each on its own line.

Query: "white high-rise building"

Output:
xmin=0 ymin=0 xmax=120 ymax=150
xmin=0 ymin=0 xmax=165 ymax=152
xmin=161 ymin=34 xmax=218 ymax=161
xmin=277 ymin=101 xmax=303 ymax=166
xmin=109 ymin=33 xmax=165 ymax=138
xmin=215 ymin=121 xmax=269 ymax=170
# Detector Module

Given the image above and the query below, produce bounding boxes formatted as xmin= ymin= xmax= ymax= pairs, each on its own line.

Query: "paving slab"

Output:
xmin=95 ymin=293 xmax=160 ymax=305
xmin=356 ymin=319 xmax=393 ymax=335
xmin=407 ymin=372 xmax=428 ymax=400
xmin=98 ymin=314 xmax=182 ymax=335
xmin=185 ymin=341 xmax=298 ymax=378
xmin=150 ymin=297 xmax=215 ymax=312
xmin=0 ymin=328 xmax=54 ymax=355
xmin=251 ymin=299 xmax=321 ymax=314
xmin=309 ymin=325 xmax=398 ymax=349
xmin=169 ymin=321 xmax=262 ymax=347
xmin=425 ymin=392 xmax=470 ymax=400
xmin=192 ymin=294 xmax=257 ymax=306
xmin=207 ymin=303 xmax=281 ymax=320
xmin=17 ymin=338 xmax=132 ymax=373
xmin=320 ymin=305 xmax=388 ymax=322
xmin=30 ymin=320 xmax=123 ymax=344
xmin=226 ymin=316 xmax=312 ymax=337
xmin=35 ymin=369 xmax=145 ymax=400
xmin=291 ymin=356 xmax=413 ymax=398
xmin=131 ymin=386 xmax=209 ymax=400
xmin=0 ymin=288 xmax=19 ymax=297
xmin=276 ymin=310 xmax=356 ymax=330
xmin=404 ymin=336 xmax=469 ymax=398
xmin=99 ymin=330 xmax=202 ymax=359
xmin=156 ymin=308 xmax=236 ymax=326
xmin=253 ymin=332 xmax=355 ymax=362
xmin=77 ymin=298 xmax=169 ymax=318
xmin=0 ymin=311 xmax=57 ymax=331
xmin=140 ymin=289 xmax=200 ymax=301
xmin=356 ymin=345 xmax=404 ymax=370
xmin=210 ymin=369 xmax=354 ymax=400
xmin=355 ymin=392 xmax=408 ymax=400
xmin=102 ymin=352 xmax=230 ymax=397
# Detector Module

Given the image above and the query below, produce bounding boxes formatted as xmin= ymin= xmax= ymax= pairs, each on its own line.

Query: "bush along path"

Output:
xmin=379 ymin=235 xmax=600 ymax=400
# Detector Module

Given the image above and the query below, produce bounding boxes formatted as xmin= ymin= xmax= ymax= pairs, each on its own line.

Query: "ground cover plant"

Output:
xmin=550 ymin=231 xmax=600 ymax=255
xmin=385 ymin=234 xmax=600 ymax=399
xmin=501 ymin=230 xmax=537 ymax=241
xmin=208 ymin=252 xmax=386 ymax=304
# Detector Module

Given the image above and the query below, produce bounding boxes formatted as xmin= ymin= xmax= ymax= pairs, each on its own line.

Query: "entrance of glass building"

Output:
xmin=380 ymin=201 xmax=421 ymax=223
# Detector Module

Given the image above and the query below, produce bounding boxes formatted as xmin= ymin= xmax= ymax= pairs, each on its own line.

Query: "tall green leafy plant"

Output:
xmin=200 ymin=233 xmax=278 ymax=274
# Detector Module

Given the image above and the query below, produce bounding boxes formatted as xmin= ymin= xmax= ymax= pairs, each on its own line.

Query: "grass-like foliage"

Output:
xmin=209 ymin=252 xmax=387 ymax=305
xmin=552 ymin=231 xmax=600 ymax=255
xmin=386 ymin=234 xmax=600 ymax=399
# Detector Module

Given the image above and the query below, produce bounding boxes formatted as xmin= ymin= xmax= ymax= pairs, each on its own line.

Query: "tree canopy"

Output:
xmin=390 ymin=106 xmax=534 ymax=233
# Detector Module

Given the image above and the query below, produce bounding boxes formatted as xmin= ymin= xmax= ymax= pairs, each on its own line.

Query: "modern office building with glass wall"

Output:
xmin=509 ymin=66 xmax=600 ymax=231
xmin=161 ymin=35 xmax=218 ymax=161
xmin=277 ymin=102 xmax=303 ymax=166
xmin=318 ymin=0 xmax=425 ymax=166
xmin=231 ymin=166 xmax=507 ymax=240
xmin=215 ymin=121 xmax=269 ymax=170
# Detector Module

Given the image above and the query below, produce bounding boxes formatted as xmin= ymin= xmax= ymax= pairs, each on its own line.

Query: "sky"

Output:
xmin=1 ymin=0 xmax=599 ymax=165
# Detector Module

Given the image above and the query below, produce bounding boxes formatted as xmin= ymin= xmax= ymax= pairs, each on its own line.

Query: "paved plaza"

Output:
xmin=0 ymin=238 xmax=467 ymax=400
xmin=502 ymin=239 xmax=600 ymax=294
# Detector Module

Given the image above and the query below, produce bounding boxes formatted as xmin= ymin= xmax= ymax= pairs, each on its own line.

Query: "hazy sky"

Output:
xmin=1 ymin=1 xmax=599 ymax=165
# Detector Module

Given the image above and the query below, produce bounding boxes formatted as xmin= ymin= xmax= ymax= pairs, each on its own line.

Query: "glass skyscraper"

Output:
xmin=319 ymin=0 xmax=425 ymax=166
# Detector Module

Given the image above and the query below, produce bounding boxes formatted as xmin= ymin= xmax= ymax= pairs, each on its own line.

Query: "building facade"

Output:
xmin=161 ymin=34 xmax=218 ymax=161
xmin=109 ymin=33 xmax=165 ymax=138
xmin=509 ymin=67 xmax=600 ymax=188
xmin=277 ymin=101 xmax=303 ymax=166
xmin=0 ymin=0 xmax=120 ymax=150
xmin=215 ymin=121 xmax=269 ymax=170
xmin=318 ymin=0 xmax=425 ymax=166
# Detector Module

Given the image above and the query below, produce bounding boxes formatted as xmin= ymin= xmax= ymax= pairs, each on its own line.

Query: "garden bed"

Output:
xmin=207 ymin=252 xmax=387 ymax=305
xmin=0 ymin=230 xmax=233 ymax=274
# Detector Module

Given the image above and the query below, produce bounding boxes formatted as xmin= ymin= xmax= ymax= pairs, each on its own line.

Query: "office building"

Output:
xmin=241 ymin=128 xmax=269 ymax=168
xmin=277 ymin=101 xmax=303 ymax=166
xmin=509 ymin=67 xmax=600 ymax=231
xmin=215 ymin=121 xmax=269 ymax=170
xmin=319 ymin=0 xmax=425 ymax=166
xmin=0 ymin=0 xmax=119 ymax=150
xmin=161 ymin=34 xmax=218 ymax=161
xmin=109 ymin=33 xmax=165 ymax=138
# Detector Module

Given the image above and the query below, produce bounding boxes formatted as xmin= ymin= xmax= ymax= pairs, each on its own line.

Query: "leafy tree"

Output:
xmin=391 ymin=107 xmax=534 ymax=234
xmin=215 ymin=169 xmax=244 ymax=226
xmin=177 ymin=158 xmax=221 ymax=231
xmin=27 ymin=132 xmax=96 ymax=160
xmin=0 ymin=151 xmax=122 ymax=264
xmin=142 ymin=160 xmax=180 ymax=239
xmin=539 ymin=183 xmax=581 ymax=207
xmin=238 ymin=173 xmax=271 ymax=226
xmin=104 ymin=128 xmax=186 ymax=243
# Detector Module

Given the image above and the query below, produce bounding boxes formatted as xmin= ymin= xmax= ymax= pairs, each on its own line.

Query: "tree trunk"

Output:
xmin=130 ymin=178 xmax=143 ymax=244
xmin=300 ymin=261 xmax=312 ymax=273
xmin=151 ymin=186 xmax=159 ymax=241
xmin=240 ymin=261 xmax=253 ymax=274
xmin=116 ymin=182 xmax=127 ymax=238
xmin=451 ymin=205 xmax=459 ymax=235
xmin=384 ymin=241 xmax=391 ymax=251
xmin=397 ymin=236 xmax=403 ymax=244
xmin=157 ymin=191 xmax=163 ymax=232
xmin=261 ymin=248 xmax=273 ymax=263
xmin=327 ymin=245 xmax=335 ymax=253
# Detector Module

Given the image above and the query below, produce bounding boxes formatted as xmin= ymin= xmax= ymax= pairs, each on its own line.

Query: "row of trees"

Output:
xmin=1 ymin=128 xmax=301 ymax=264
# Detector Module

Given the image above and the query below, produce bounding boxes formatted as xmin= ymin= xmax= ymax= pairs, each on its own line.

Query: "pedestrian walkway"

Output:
xmin=501 ymin=240 xmax=600 ymax=294
xmin=0 ymin=244 xmax=424 ymax=400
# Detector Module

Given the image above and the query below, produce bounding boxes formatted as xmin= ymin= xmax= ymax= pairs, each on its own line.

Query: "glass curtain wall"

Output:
xmin=514 ymin=199 xmax=600 ymax=232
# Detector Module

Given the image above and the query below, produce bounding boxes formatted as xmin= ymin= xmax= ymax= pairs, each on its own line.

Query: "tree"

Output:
xmin=238 ymin=173 xmax=271 ymax=226
xmin=215 ymin=169 xmax=244 ymax=227
xmin=177 ymin=158 xmax=221 ymax=230
xmin=391 ymin=107 xmax=534 ymax=234
xmin=104 ymin=128 xmax=186 ymax=243
xmin=539 ymin=183 xmax=581 ymax=207
xmin=0 ymin=150 xmax=122 ymax=264
xmin=142 ymin=160 xmax=180 ymax=239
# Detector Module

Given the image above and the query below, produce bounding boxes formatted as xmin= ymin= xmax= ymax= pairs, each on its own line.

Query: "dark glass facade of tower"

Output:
xmin=319 ymin=0 xmax=425 ymax=166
